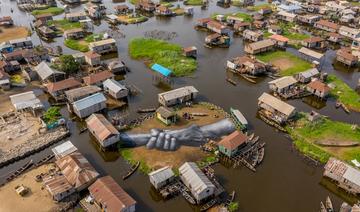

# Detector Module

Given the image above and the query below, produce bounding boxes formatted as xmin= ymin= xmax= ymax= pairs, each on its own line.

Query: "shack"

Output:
xmin=55 ymin=151 xmax=99 ymax=191
xmin=268 ymin=76 xmax=298 ymax=95
xmin=43 ymin=175 xmax=75 ymax=201
xmin=88 ymin=176 xmax=136 ymax=212
xmin=227 ymin=56 xmax=266 ymax=75
xmin=65 ymin=85 xmax=102 ymax=104
xmin=46 ymin=78 xmax=81 ymax=99
xmin=64 ymin=28 xmax=85 ymax=40
xmin=72 ymin=92 xmax=107 ymax=118
xmin=218 ymin=131 xmax=249 ymax=157
xmin=205 ymin=33 xmax=230 ymax=47
xmin=338 ymin=26 xmax=360 ymax=40
xmin=297 ymin=14 xmax=320 ymax=25
xmin=103 ymin=78 xmax=129 ymax=99
xmin=294 ymin=68 xmax=320 ymax=83
xmin=51 ymin=141 xmax=78 ymax=159
xmin=86 ymin=113 xmax=120 ymax=149
xmin=243 ymin=30 xmax=263 ymax=42
xmin=136 ymin=0 xmax=156 ymax=12
xmin=258 ymin=92 xmax=296 ymax=124
xmin=269 ymin=34 xmax=289 ymax=47
xmin=0 ymin=70 xmax=10 ymax=90
xmin=83 ymin=70 xmax=115 ymax=87
xmin=34 ymin=61 xmax=66 ymax=83
xmin=115 ymin=5 xmax=131 ymax=14
xmin=0 ymin=16 xmax=13 ymax=26
xmin=89 ymin=38 xmax=118 ymax=54
xmin=326 ymin=32 xmax=343 ymax=44
xmin=108 ymin=60 xmax=127 ymax=74
xmin=314 ymin=20 xmax=339 ymax=32
xmin=301 ymin=37 xmax=327 ymax=49
xmin=65 ymin=12 xmax=87 ymax=22
xmin=149 ymin=166 xmax=175 ymax=190
xmin=306 ymin=80 xmax=330 ymax=99
xmin=84 ymin=51 xmax=101 ymax=67
xmin=233 ymin=22 xmax=251 ymax=33
xmin=9 ymin=37 xmax=33 ymax=49
xmin=277 ymin=11 xmax=297 ymax=22
xmin=298 ymin=47 xmax=325 ymax=66
xmin=336 ymin=48 xmax=358 ymax=67
xmin=207 ymin=21 xmax=231 ymax=35
xmin=10 ymin=91 xmax=44 ymax=114
xmin=183 ymin=46 xmax=197 ymax=58
xmin=155 ymin=5 xmax=174 ymax=16
xmin=156 ymin=106 xmax=177 ymax=125
xmin=179 ymin=162 xmax=216 ymax=203
xmin=158 ymin=86 xmax=199 ymax=106
xmin=324 ymin=158 xmax=360 ymax=195
xmin=244 ymin=39 xmax=275 ymax=55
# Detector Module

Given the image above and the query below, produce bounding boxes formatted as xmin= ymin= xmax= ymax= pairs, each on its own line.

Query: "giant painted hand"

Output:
xmin=119 ymin=118 xmax=236 ymax=151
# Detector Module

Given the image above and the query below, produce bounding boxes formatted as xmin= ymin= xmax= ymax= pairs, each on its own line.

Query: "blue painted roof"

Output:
xmin=151 ymin=63 xmax=172 ymax=77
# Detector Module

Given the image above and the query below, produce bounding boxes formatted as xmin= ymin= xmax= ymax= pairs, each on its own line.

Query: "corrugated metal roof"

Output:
xmin=55 ymin=152 xmax=99 ymax=190
xmin=103 ymin=79 xmax=127 ymax=93
xmin=325 ymin=158 xmax=360 ymax=187
xmin=218 ymin=131 xmax=248 ymax=151
xmin=89 ymin=38 xmax=116 ymax=48
xmin=52 ymin=141 xmax=78 ymax=159
xmin=299 ymin=47 xmax=324 ymax=60
xmin=34 ymin=61 xmax=65 ymax=81
xmin=258 ymin=92 xmax=295 ymax=116
xmin=298 ymin=68 xmax=319 ymax=78
xmin=65 ymin=86 xmax=101 ymax=103
xmin=268 ymin=76 xmax=297 ymax=90
xmin=149 ymin=166 xmax=174 ymax=185
xmin=89 ymin=176 xmax=136 ymax=211
xmin=10 ymin=91 xmax=44 ymax=110
xmin=86 ymin=113 xmax=119 ymax=143
xmin=151 ymin=63 xmax=172 ymax=77
xmin=73 ymin=92 xmax=106 ymax=111
xmin=158 ymin=86 xmax=198 ymax=101
xmin=179 ymin=162 xmax=215 ymax=196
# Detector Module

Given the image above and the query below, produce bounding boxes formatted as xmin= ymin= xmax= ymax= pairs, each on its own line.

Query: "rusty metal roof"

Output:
xmin=89 ymin=176 xmax=136 ymax=211
xmin=86 ymin=113 xmax=119 ymax=143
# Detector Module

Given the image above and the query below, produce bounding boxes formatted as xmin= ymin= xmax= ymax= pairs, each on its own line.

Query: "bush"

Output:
xmin=57 ymin=55 xmax=80 ymax=74
xmin=43 ymin=107 xmax=61 ymax=124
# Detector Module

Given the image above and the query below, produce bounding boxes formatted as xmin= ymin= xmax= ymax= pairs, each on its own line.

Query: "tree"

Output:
xmin=43 ymin=106 xmax=61 ymax=124
xmin=58 ymin=55 xmax=79 ymax=74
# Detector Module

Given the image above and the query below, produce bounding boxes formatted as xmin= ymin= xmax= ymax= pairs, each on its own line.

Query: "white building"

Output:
xmin=103 ymin=79 xmax=129 ymax=99
xmin=158 ymin=86 xmax=199 ymax=106
xmin=149 ymin=166 xmax=175 ymax=189
xmin=72 ymin=92 xmax=107 ymax=118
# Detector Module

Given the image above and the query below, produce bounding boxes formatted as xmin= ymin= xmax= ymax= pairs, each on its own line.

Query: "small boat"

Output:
xmin=79 ymin=127 xmax=88 ymax=134
xmin=341 ymin=103 xmax=350 ymax=114
xmin=251 ymin=136 xmax=260 ymax=143
xmin=6 ymin=159 xmax=33 ymax=181
xmin=257 ymin=147 xmax=265 ymax=164
xmin=137 ymin=108 xmax=156 ymax=113
xmin=35 ymin=154 xmax=54 ymax=166
xmin=335 ymin=101 xmax=341 ymax=108
xmin=248 ymin=133 xmax=255 ymax=140
xmin=226 ymin=78 xmax=237 ymax=85
xmin=325 ymin=196 xmax=334 ymax=212
xmin=229 ymin=190 xmax=235 ymax=202
xmin=200 ymin=198 xmax=217 ymax=211
xmin=240 ymin=74 xmax=256 ymax=84
xmin=123 ymin=161 xmax=140 ymax=180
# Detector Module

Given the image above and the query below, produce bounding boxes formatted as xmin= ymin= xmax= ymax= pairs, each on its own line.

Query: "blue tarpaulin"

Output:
xmin=151 ymin=63 xmax=172 ymax=77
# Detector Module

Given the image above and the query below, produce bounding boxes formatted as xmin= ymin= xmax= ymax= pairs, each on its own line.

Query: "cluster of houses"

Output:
xmin=45 ymin=141 xmax=136 ymax=211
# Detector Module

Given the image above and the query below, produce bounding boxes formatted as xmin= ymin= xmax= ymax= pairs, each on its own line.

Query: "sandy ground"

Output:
xmin=130 ymin=145 xmax=209 ymax=169
xmin=0 ymin=112 xmax=41 ymax=151
xmin=271 ymin=58 xmax=295 ymax=71
xmin=129 ymin=104 xmax=225 ymax=133
xmin=0 ymin=26 xmax=29 ymax=43
xmin=0 ymin=164 xmax=61 ymax=212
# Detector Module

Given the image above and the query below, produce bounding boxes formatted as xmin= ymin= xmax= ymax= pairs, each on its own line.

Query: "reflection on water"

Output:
xmin=302 ymin=95 xmax=327 ymax=109
xmin=320 ymin=177 xmax=360 ymax=206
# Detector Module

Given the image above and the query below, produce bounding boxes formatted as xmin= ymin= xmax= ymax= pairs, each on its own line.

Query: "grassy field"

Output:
xmin=129 ymin=38 xmax=197 ymax=76
xmin=256 ymin=51 xmax=312 ymax=76
xmin=48 ymin=19 xmax=82 ymax=31
xmin=120 ymin=148 xmax=152 ymax=174
xmin=247 ymin=3 xmax=271 ymax=11
xmin=287 ymin=113 xmax=360 ymax=163
xmin=64 ymin=39 xmax=89 ymax=52
xmin=279 ymin=22 xmax=310 ymax=41
xmin=31 ymin=7 xmax=64 ymax=16
xmin=0 ymin=26 xmax=29 ymax=43
xmin=118 ymin=15 xmax=148 ymax=24
xmin=326 ymin=74 xmax=360 ymax=112
xmin=212 ymin=12 xmax=253 ymax=22
xmin=184 ymin=0 xmax=203 ymax=5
